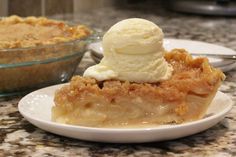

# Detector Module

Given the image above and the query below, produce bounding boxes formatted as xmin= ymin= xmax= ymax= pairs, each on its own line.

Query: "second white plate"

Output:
xmin=88 ymin=39 xmax=236 ymax=68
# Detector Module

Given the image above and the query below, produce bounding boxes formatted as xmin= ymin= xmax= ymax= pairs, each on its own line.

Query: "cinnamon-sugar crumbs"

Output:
xmin=55 ymin=49 xmax=225 ymax=106
xmin=0 ymin=15 xmax=91 ymax=49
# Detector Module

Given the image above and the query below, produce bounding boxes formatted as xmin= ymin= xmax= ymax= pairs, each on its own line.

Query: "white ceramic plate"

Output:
xmin=18 ymin=84 xmax=233 ymax=143
xmin=88 ymin=39 xmax=236 ymax=67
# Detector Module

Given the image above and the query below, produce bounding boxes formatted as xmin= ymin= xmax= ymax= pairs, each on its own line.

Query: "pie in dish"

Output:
xmin=52 ymin=49 xmax=225 ymax=127
xmin=0 ymin=16 xmax=91 ymax=94
xmin=0 ymin=15 xmax=90 ymax=49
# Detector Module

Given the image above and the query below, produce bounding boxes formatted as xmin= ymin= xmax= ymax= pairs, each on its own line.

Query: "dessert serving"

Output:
xmin=52 ymin=18 xmax=225 ymax=128
xmin=0 ymin=16 xmax=91 ymax=95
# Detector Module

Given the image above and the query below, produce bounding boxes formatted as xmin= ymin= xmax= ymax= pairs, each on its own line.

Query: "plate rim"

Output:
xmin=88 ymin=38 xmax=236 ymax=55
xmin=18 ymin=83 xmax=233 ymax=133
xmin=164 ymin=38 xmax=236 ymax=54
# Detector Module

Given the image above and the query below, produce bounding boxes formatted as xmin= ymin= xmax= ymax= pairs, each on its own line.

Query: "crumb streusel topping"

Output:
xmin=0 ymin=15 xmax=91 ymax=49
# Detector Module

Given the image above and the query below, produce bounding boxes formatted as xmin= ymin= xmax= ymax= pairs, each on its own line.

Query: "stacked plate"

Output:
xmin=88 ymin=39 xmax=236 ymax=72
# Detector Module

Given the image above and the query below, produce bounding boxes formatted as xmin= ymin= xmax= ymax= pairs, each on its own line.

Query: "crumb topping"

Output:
xmin=55 ymin=49 xmax=225 ymax=105
xmin=0 ymin=15 xmax=91 ymax=49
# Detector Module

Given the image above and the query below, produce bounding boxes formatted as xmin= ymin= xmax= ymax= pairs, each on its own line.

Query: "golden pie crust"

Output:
xmin=52 ymin=49 xmax=225 ymax=128
xmin=0 ymin=15 xmax=91 ymax=49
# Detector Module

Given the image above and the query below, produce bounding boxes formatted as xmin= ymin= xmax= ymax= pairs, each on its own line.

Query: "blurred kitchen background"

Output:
xmin=1 ymin=0 xmax=138 ymax=17
xmin=1 ymin=0 xmax=236 ymax=16
xmin=0 ymin=0 xmax=236 ymax=50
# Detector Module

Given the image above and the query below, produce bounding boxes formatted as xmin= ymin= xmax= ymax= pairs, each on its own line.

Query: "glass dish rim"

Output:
xmin=0 ymin=51 xmax=83 ymax=68
xmin=0 ymin=36 xmax=90 ymax=67
xmin=0 ymin=34 xmax=93 ymax=52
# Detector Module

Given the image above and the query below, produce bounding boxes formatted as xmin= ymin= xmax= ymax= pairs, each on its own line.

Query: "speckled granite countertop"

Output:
xmin=1 ymin=5 xmax=236 ymax=157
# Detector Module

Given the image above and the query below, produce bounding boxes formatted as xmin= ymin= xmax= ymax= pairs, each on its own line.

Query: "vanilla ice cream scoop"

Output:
xmin=84 ymin=18 xmax=173 ymax=83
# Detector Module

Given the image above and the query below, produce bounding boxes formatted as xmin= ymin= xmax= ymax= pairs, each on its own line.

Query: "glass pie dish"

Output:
xmin=0 ymin=16 xmax=92 ymax=97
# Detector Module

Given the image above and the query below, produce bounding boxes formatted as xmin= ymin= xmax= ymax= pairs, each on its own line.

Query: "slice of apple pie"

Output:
xmin=52 ymin=49 xmax=225 ymax=128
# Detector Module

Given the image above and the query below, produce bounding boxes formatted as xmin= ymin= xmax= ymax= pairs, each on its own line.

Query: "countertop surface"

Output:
xmin=1 ymin=4 xmax=236 ymax=157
